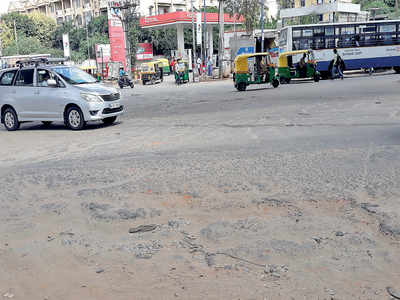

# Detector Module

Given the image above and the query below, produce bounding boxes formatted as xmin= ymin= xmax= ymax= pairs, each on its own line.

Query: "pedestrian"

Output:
xmin=207 ymin=56 xmax=213 ymax=77
xmin=197 ymin=56 xmax=202 ymax=76
xmin=331 ymin=48 xmax=344 ymax=80
xmin=170 ymin=58 xmax=175 ymax=74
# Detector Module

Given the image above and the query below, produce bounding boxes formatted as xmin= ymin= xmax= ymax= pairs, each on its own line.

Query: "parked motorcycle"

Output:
xmin=118 ymin=75 xmax=134 ymax=89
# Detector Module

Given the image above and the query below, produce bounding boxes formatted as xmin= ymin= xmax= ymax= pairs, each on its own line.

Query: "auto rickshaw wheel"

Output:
xmin=314 ymin=74 xmax=320 ymax=82
xmin=272 ymin=79 xmax=279 ymax=88
xmin=151 ymin=77 xmax=155 ymax=85
xmin=237 ymin=82 xmax=247 ymax=91
xmin=394 ymin=67 xmax=400 ymax=73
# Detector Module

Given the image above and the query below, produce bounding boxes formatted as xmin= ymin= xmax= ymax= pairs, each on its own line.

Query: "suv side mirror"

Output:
xmin=47 ymin=79 xmax=57 ymax=87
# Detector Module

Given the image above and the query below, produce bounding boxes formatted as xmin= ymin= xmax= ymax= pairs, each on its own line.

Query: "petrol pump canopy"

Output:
xmin=140 ymin=11 xmax=243 ymax=28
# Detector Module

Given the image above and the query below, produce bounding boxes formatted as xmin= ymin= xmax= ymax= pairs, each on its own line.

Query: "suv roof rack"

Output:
xmin=16 ymin=57 xmax=67 ymax=68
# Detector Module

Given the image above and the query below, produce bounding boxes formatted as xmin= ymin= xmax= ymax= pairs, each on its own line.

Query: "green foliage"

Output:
xmin=2 ymin=35 xmax=63 ymax=57
xmin=28 ymin=12 xmax=57 ymax=47
xmin=353 ymin=0 xmax=397 ymax=16
xmin=225 ymin=0 xmax=261 ymax=33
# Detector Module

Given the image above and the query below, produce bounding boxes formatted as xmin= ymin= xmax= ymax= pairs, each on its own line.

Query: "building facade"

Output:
xmin=8 ymin=0 xmax=221 ymax=24
xmin=8 ymin=0 xmax=109 ymax=25
xmin=280 ymin=0 xmax=367 ymax=25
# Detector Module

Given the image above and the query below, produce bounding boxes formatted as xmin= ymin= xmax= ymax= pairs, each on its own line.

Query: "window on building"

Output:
xmin=317 ymin=0 xmax=323 ymax=4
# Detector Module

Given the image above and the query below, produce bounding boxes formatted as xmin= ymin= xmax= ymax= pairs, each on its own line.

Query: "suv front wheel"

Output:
xmin=3 ymin=107 xmax=20 ymax=131
xmin=65 ymin=106 xmax=85 ymax=130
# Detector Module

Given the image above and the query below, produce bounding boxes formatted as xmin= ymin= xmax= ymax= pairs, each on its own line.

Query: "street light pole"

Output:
xmin=191 ymin=0 xmax=196 ymax=82
xmin=218 ymin=0 xmax=224 ymax=79
xmin=260 ymin=0 xmax=265 ymax=53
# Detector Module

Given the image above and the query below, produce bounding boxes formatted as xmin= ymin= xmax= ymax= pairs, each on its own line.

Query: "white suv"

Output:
xmin=0 ymin=59 xmax=124 ymax=131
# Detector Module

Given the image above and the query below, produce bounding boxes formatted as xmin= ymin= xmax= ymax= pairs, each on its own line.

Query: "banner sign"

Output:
xmin=107 ymin=0 xmax=126 ymax=69
xmin=136 ymin=43 xmax=153 ymax=61
xmin=62 ymin=33 xmax=70 ymax=58
xmin=196 ymin=13 xmax=202 ymax=45
xmin=96 ymin=44 xmax=111 ymax=63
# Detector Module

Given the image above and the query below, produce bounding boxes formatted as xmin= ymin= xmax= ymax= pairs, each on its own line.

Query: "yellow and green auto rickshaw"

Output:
xmin=141 ymin=61 xmax=164 ymax=85
xmin=233 ymin=53 xmax=279 ymax=91
xmin=278 ymin=50 xmax=320 ymax=84
xmin=174 ymin=59 xmax=189 ymax=85
xmin=155 ymin=58 xmax=171 ymax=75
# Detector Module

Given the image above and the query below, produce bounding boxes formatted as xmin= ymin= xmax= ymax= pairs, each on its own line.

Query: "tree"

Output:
xmin=28 ymin=12 xmax=56 ymax=47
xmin=225 ymin=0 xmax=261 ymax=33
xmin=2 ymin=35 xmax=62 ymax=57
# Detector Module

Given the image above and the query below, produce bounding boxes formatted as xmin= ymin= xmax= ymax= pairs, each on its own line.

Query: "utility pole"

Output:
xmin=260 ymin=0 xmax=265 ymax=53
xmin=86 ymin=23 xmax=91 ymax=60
xmin=218 ymin=0 xmax=224 ymax=79
xmin=14 ymin=20 xmax=19 ymax=55
xmin=111 ymin=0 xmax=139 ymax=79
xmin=203 ymin=0 xmax=207 ymax=64
xmin=191 ymin=0 xmax=196 ymax=82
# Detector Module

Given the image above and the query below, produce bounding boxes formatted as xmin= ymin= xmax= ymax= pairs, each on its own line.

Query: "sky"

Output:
xmin=0 ymin=0 xmax=12 ymax=15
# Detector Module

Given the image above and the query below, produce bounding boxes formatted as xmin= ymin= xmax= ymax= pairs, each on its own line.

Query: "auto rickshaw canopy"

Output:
xmin=154 ymin=58 xmax=169 ymax=68
xmin=234 ymin=53 xmax=273 ymax=74
xmin=278 ymin=50 xmax=314 ymax=68
xmin=141 ymin=61 xmax=162 ymax=74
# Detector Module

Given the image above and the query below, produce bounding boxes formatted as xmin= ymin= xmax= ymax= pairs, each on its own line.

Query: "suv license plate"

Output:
xmin=109 ymin=102 xmax=120 ymax=109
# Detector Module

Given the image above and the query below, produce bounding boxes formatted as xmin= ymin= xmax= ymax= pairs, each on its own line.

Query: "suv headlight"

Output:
xmin=81 ymin=93 xmax=103 ymax=103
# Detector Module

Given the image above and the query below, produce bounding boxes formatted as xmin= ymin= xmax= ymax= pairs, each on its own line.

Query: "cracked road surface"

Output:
xmin=1 ymin=73 xmax=400 ymax=299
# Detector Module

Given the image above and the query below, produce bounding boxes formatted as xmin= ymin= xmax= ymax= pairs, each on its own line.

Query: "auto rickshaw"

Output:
xmin=174 ymin=59 xmax=189 ymax=84
xmin=278 ymin=50 xmax=320 ymax=84
xmin=233 ymin=53 xmax=279 ymax=91
xmin=141 ymin=61 xmax=164 ymax=85
xmin=155 ymin=58 xmax=171 ymax=75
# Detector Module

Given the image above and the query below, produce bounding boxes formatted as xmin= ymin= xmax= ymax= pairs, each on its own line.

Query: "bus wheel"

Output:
xmin=394 ymin=67 xmax=400 ymax=74
xmin=272 ymin=79 xmax=279 ymax=88
xmin=280 ymin=77 xmax=287 ymax=84
xmin=237 ymin=82 xmax=246 ymax=91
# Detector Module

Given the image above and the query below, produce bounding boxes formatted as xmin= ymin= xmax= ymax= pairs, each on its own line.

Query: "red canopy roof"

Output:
xmin=140 ymin=11 xmax=243 ymax=28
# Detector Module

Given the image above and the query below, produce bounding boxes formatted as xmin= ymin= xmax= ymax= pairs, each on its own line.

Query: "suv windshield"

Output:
xmin=52 ymin=66 xmax=96 ymax=85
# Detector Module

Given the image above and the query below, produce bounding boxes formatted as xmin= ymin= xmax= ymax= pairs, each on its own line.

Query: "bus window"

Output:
xmin=293 ymin=29 xmax=301 ymax=38
xmin=303 ymin=29 xmax=313 ymax=37
xmin=325 ymin=27 xmax=334 ymax=36
xmin=335 ymin=26 xmax=340 ymax=36
xmin=325 ymin=38 xmax=335 ymax=48
xmin=299 ymin=39 xmax=311 ymax=50
xmin=342 ymin=26 xmax=355 ymax=35
xmin=279 ymin=28 xmax=288 ymax=46
xmin=293 ymin=40 xmax=300 ymax=50
xmin=314 ymin=27 xmax=324 ymax=37
xmin=379 ymin=24 xmax=396 ymax=33
xmin=314 ymin=37 xmax=325 ymax=49
xmin=378 ymin=33 xmax=396 ymax=45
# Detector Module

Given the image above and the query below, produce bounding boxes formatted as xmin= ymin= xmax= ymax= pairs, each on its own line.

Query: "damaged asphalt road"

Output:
xmin=1 ymin=74 xmax=400 ymax=299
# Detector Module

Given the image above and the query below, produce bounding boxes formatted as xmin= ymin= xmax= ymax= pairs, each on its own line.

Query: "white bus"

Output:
xmin=279 ymin=20 xmax=400 ymax=78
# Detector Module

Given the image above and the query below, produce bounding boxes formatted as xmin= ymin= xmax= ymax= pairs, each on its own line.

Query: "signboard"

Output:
xmin=196 ymin=12 xmax=202 ymax=45
xmin=96 ymin=44 xmax=111 ymax=63
xmin=136 ymin=43 xmax=153 ymax=61
xmin=62 ymin=33 xmax=70 ymax=58
xmin=107 ymin=0 xmax=126 ymax=69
